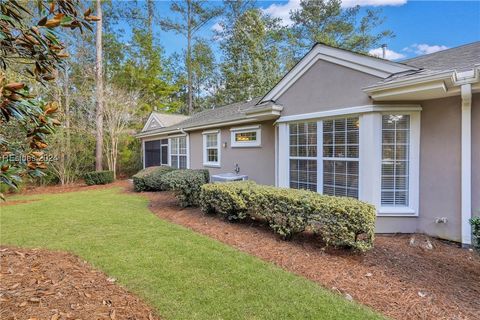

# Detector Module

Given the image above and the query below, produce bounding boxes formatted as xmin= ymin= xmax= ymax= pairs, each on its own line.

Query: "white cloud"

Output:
xmin=403 ymin=43 xmax=449 ymax=55
xmin=369 ymin=47 xmax=406 ymax=60
xmin=262 ymin=0 xmax=407 ymax=26
xmin=341 ymin=0 xmax=407 ymax=8
xmin=211 ymin=22 xmax=224 ymax=33
xmin=262 ymin=0 xmax=301 ymax=26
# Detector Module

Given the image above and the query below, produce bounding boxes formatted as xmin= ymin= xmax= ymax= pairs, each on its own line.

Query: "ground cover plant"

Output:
xmin=0 ymin=187 xmax=383 ymax=320
xmin=200 ymin=181 xmax=376 ymax=251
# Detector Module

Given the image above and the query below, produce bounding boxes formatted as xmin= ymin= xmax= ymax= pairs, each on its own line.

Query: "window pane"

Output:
xmin=289 ymin=159 xmax=317 ymax=192
xmin=289 ymin=122 xmax=316 ymax=157
xmin=322 ymin=117 xmax=359 ymax=199
xmin=179 ymin=155 xmax=187 ymax=169
xmin=381 ymin=115 xmax=410 ymax=207
xmin=235 ymin=131 xmax=256 ymax=142
xmin=207 ymin=149 xmax=218 ymax=162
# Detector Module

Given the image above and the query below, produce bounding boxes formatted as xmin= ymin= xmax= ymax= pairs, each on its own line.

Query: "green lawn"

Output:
xmin=0 ymin=187 xmax=384 ymax=320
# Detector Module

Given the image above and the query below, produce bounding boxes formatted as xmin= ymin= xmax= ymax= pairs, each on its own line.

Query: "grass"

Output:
xmin=0 ymin=187 xmax=384 ymax=320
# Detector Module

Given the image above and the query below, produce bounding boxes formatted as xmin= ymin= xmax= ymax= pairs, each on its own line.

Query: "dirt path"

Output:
xmin=0 ymin=246 xmax=160 ymax=320
xmin=143 ymin=190 xmax=480 ymax=320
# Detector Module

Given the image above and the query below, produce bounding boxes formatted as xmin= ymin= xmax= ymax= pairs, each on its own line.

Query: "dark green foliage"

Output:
xmin=132 ymin=166 xmax=176 ymax=192
xmin=161 ymin=169 xmax=209 ymax=207
xmin=83 ymin=171 xmax=114 ymax=186
xmin=200 ymin=181 xmax=376 ymax=251
xmin=470 ymin=217 xmax=480 ymax=252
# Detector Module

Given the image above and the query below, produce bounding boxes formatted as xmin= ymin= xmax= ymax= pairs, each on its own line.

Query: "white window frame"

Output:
xmin=377 ymin=111 xmax=420 ymax=216
xmin=202 ymin=130 xmax=221 ymax=167
xmin=277 ymin=107 xmax=421 ymax=217
xmin=169 ymin=134 xmax=189 ymax=169
xmin=230 ymin=125 xmax=261 ymax=147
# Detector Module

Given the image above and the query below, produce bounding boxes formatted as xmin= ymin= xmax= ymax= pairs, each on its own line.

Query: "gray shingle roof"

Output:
xmin=401 ymin=42 xmax=480 ymax=71
xmin=139 ymin=98 xmax=263 ymax=136
xmin=377 ymin=41 xmax=480 ymax=85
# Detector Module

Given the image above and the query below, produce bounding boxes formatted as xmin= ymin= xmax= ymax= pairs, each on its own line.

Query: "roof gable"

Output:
xmin=142 ymin=112 xmax=190 ymax=132
xmin=260 ymin=43 xmax=418 ymax=103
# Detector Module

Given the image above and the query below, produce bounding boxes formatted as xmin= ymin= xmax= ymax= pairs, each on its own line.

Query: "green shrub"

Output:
xmin=199 ymin=181 xmax=376 ymax=251
xmin=162 ymin=169 xmax=209 ymax=207
xmin=83 ymin=171 xmax=114 ymax=186
xmin=132 ymin=166 xmax=175 ymax=192
xmin=470 ymin=216 xmax=480 ymax=252
xmin=200 ymin=182 xmax=253 ymax=221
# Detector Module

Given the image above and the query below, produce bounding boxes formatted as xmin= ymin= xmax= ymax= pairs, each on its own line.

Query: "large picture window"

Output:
xmin=203 ymin=131 xmax=220 ymax=167
xmin=170 ymin=136 xmax=187 ymax=169
xmin=289 ymin=122 xmax=317 ymax=191
xmin=381 ymin=114 xmax=410 ymax=207
xmin=322 ymin=117 xmax=359 ymax=198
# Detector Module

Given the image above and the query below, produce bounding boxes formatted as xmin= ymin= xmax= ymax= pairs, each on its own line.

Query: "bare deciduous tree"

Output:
xmin=103 ymin=86 xmax=138 ymax=179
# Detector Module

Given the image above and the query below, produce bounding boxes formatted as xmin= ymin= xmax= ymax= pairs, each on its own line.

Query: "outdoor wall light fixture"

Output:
xmin=223 ymin=142 xmax=227 ymax=148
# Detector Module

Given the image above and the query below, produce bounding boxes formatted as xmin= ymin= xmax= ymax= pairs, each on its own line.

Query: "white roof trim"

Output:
xmin=141 ymin=113 xmax=163 ymax=132
xmin=276 ymin=104 xmax=422 ymax=123
xmin=260 ymin=43 xmax=417 ymax=102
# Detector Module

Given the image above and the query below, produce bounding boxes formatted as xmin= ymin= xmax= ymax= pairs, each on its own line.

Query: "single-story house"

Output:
xmin=136 ymin=41 xmax=480 ymax=245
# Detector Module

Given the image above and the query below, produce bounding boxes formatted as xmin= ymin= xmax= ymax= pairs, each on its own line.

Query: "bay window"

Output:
xmin=282 ymin=110 xmax=419 ymax=216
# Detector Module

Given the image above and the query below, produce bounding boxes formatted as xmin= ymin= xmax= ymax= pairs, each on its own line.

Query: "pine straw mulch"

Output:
xmin=0 ymin=247 xmax=160 ymax=320
xmin=143 ymin=190 xmax=480 ymax=320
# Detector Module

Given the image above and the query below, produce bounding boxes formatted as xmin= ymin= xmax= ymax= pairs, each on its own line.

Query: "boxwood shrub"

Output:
xmin=83 ymin=171 xmax=114 ymax=186
xmin=132 ymin=166 xmax=175 ymax=192
xmin=161 ymin=169 xmax=209 ymax=207
xmin=200 ymin=181 xmax=376 ymax=251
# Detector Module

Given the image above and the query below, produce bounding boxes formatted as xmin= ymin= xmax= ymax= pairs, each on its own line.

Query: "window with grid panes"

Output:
xmin=289 ymin=122 xmax=317 ymax=191
xmin=322 ymin=117 xmax=359 ymax=198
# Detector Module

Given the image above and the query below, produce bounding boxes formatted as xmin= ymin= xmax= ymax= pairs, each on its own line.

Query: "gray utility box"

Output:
xmin=210 ymin=173 xmax=248 ymax=183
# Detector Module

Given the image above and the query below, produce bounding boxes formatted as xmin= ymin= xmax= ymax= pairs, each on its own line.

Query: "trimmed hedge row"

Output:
xmin=132 ymin=166 xmax=175 ymax=192
xmin=162 ymin=169 xmax=209 ymax=207
xmin=200 ymin=181 xmax=376 ymax=251
xmin=83 ymin=171 xmax=114 ymax=186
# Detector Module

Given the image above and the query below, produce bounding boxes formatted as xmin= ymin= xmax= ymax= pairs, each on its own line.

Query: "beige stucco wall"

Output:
xmin=417 ymin=96 xmax=462 ymax=241
xmin=188 ymin=120 xmax=276 ymax=185
xmin=276 ymin=59 xmax=380 ymax=116
xmin=472 ymin=93 xmax=480 ymax=219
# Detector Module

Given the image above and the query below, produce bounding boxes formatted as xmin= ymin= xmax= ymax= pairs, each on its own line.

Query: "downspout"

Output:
xmin=460 ymin=83 xmax=472 ymax=246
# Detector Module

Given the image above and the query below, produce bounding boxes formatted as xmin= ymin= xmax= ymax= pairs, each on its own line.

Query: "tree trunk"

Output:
xmin=95 ymin=0 xmax=104 ymax=171
xmin=187 ymin=0 xmax=193 ymax=115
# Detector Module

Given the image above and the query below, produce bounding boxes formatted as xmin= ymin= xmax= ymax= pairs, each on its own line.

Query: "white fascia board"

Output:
xmin=261 ymin=44 xmax=416 ymax=102
xmin=364 ymin=70 xmax=453 ymax=93
xmin=276 ymin=104 xmax=422 ymax=123
xmin=369 ymin=81 xmax=448 ymax=101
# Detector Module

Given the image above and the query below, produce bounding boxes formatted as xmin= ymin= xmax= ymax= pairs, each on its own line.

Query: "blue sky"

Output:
xmin=124 ymin=0 xmax=480 ymax=61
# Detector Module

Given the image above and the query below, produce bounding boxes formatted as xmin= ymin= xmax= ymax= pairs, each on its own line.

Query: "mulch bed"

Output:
xmin=0 ymin=246 xmax=160 ymax=320
xmin=142 ymin=189 xmax=480 ymax=320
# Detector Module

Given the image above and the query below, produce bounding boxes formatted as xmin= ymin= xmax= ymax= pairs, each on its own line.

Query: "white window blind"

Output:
xmin=322 ymin=117 xmax=359 ymax=198
xmin=381 ymin=115 xmax=410 ymax=206
xmin=289 ymin=122 xmax=317 ymax=191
